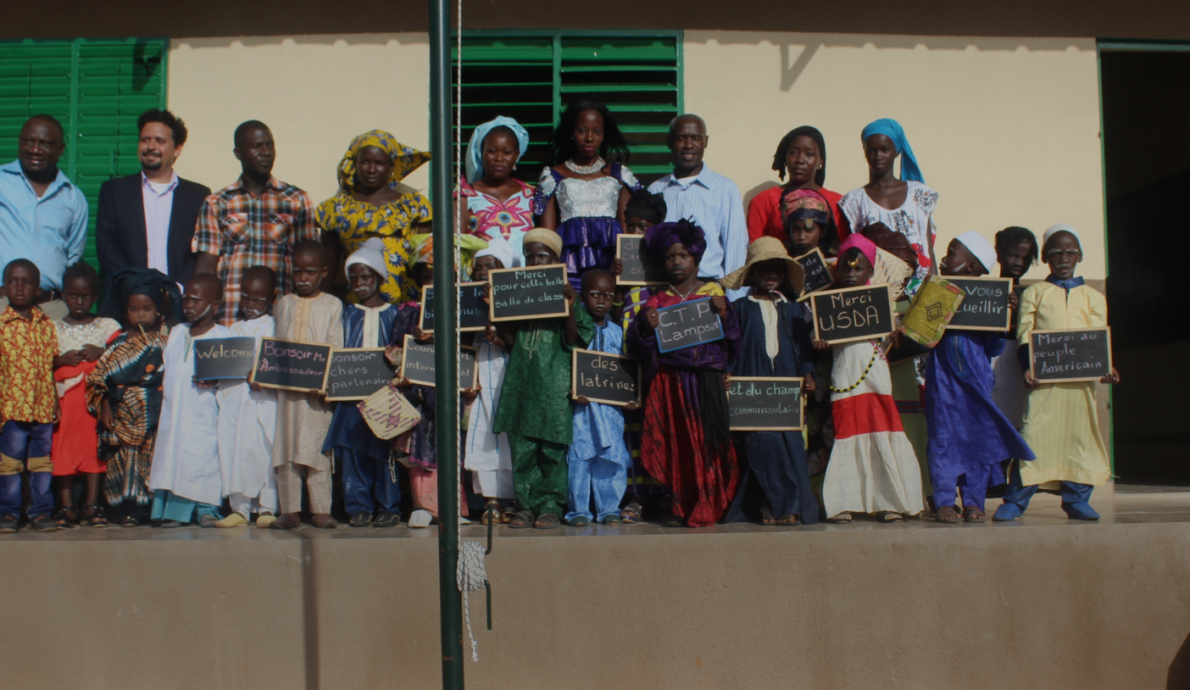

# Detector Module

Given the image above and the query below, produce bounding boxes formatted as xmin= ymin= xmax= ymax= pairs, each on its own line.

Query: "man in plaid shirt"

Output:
xmin=193 ymin=120 xmax=318 ymax=325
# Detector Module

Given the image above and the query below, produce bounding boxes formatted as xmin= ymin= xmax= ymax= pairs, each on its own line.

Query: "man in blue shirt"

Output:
xmin=0 ymin=115 xmax=89 ymax=319
xmin=647 ymin=114 xmax=748 ymax=300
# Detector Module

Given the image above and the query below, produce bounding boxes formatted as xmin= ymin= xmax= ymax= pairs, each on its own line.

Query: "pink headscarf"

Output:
xmin=838 ymin=233 xmax=877 ymax=271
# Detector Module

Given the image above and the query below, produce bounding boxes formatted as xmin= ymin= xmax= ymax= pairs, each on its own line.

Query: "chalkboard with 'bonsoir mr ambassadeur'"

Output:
xmin=251 ymin=338 xmax=332 ymax=392
xmin=810 ymin=284 xmax=896 ymax=344
xmin=1029 ymin=327 xmax=1112 ymax=383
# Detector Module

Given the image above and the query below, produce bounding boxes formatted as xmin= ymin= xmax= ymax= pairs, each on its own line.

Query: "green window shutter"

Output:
xmin=0 ymin=38 xmax=167 ymax=274
xmin=453 ymin=31 xmax=683 ymax=186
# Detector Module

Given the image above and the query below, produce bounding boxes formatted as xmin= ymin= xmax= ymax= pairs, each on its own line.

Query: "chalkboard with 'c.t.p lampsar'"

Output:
xmin=398 ymin=334 xmax=479 ymax=390
xmin=1029 ymin=327 xmax=1112 ymax=383
xmin=810 ymin=284 xmax=896 ymax=344
xmin=488 ymin=265 xmax=569 ymax=322
xmin=728 ymin=377 xmax=804 ymax=431
xmin=571 ymin=349 xmax=640 ymax=406
xmin=946 ymin=276 xmax=1014 ymax=331
xmin=655 ymin=297 xmax=724 ymax=353
xmin=194 ymin=337 xmax=258 ymax=380
xmin=324 ymin=348 xmax=396 ymax=401
xmin=250 ymin=338 xmax=332 ymax=392
xmin=420 ymin=283 xmax=489 ymax=332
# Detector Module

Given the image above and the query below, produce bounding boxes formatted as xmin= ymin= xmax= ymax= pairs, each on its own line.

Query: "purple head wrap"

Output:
xmin=644 ymin=219 xmax=707 ymax=264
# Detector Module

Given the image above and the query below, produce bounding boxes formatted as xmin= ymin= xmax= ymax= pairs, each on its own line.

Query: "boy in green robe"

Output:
xmin=492 ymin=228 xmax=594 ymax=529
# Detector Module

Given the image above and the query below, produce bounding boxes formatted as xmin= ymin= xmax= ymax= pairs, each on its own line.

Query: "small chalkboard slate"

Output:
xmin=489 ymin=265 xmax=569 ymax=322
xmin=795 ymin=248 xmax=834 ymax=298
xmin=194 ymin=337 xmax=257 ymax=380
xmin=728 ymin=377 xmax=804 ymax=431
xmin=398 ymin=335 xmax=479 ymax=390
xmin=571 ymin=349 xmax=640 ymax=407
xmin=324 ymin=348 xmax=396 ymax=401
xmin=420 ymin=283 xmax=488 ymax=332
xmin=251 ymin=338 xmax=333 ymax=392
xmin=655 ymin=297 xmax=724 ymax=353
xmin=616 ymin=234 xmax=668 ymax=286
xmin=948 ymin=277 xmax=1014 ymax=331
xmin=810 ymin=284 xmax=896 ymax=345
xmin=1029 ymin=327 xmax=1112 ymax=383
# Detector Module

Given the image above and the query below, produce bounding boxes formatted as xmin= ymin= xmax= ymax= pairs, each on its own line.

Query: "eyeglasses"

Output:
xmin=1045 ymin=249 xmax=1080 ymax=259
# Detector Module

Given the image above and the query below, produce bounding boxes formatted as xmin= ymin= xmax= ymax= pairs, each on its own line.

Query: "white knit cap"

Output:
xmin=474 ymin=237 xmax=520 ymax=270
xmin=954 ymin=231 xmax=997 ymax=273
xmin=345 ymin=237 xmax=389 ymax=279
xmin=1043 ymin=223 xmax=1082 ymax=248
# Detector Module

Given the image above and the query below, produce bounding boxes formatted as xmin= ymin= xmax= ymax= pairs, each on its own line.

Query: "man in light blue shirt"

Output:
xmin=0 ymin=115 xmax=88 ymax=318
xmin=647 ymin=114 xmax=748 ymax=300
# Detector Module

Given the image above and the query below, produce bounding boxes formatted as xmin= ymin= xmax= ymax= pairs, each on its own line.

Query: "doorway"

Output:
xmin=1100 ymin=43 xmax=1190 ymax=487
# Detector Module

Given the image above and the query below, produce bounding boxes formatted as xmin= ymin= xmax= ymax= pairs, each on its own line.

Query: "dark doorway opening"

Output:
xmin=1101 ymin=45 xmax=1190 ymax=487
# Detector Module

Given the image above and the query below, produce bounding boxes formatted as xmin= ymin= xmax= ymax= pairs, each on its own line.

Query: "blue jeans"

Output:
xmin=0 ymin=421 xmax=53 ymax=517
xmin=1000 ymin=460 xmax=1093 ymax=511
xmin=565 ymin=453 xmax=628 ymax=522
xmin=341 ymin=449 xmax=402 ymax=516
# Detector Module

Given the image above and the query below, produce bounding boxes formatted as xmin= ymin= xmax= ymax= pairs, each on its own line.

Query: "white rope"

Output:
xmin=451 ymin=0 xmax=487 ymax=665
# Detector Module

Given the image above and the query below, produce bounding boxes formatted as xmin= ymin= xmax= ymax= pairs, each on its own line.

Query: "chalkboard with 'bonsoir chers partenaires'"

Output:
xmin=728 ymin=377 xmax=804 ymax=431
xmin=810 ymin=284 xmax=896 ymax=345
xmin=795 ymin=248 xmax=834 ymax=298
xmin=488 ymin=265 xmax=569 ymax=322
xmin=420 ymin=283 xmax=489 ymax=332
xmin=194 ymin=337 xmax=258 ymax=380
xmin=947 ymin=276 xmax=1014 ymax=331
xmin=1029 ymin=327 xmax=1113 ymax=384
xmin=571 ymin=349 xmax=640 ymax=407
xmin=655 ymin=296 xmax=725 ymax=353
xmin=250 ymin=338 xmax=333 ymax=392
xmin=616 ymin=234 xmax=669 ymax=286
xmin=398 ymin=334 xmax=479 ymax=390
xmin=324 ymin=348 xmax=396 ymax=401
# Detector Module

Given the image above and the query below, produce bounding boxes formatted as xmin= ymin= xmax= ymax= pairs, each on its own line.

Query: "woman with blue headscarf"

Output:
xmin=456 ymin=116 xmax=535 ymax=257
xmin=839 ymin=118 xmax=939 ymax=297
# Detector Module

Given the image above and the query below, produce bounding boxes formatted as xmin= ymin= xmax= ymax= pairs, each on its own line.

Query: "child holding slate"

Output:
xmin=628 ymin=220 xmax=740 ymax=528
xmin=492 ymin=228 xmax=593 ymax=529
xmin=87 ymin=269 xmax=180 ymax=527
xmin=995 ymin=224 xmax=1119 ymax=521
xmin=51 ymin=262 xmax=120 ymax=528
xmin=719 ymin=238 xmax=819 ymax=526
xmin=924 ymin=232 xmax=1035 ymax=523
xmin=215 ymin=266 xmax=280 ymax=528
xmin=992 ymin=226 xmax=1038 ymax=428
xmin=566 ymin=269 xmax=635 ymax=526
xmin=149 ymin=274 xmax=230 ymax=527
xmin=465 ymin=239 xmax=518 ymax=523
xmin=814 ymin=234 xmax=922 ymax=523
xmin=326 ymin=239 xmax=403 ymax=528
xmin=271 ymin=240 xmax=344 ymax=530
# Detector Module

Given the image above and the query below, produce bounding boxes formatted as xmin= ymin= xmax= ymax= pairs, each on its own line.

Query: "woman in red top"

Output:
xmin=746 ymin=126 xmax=845 ymax=243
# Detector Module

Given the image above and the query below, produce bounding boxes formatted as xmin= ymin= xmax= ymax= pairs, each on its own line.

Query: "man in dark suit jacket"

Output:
xmin=97 ymin=109 xmax=211 ymax=287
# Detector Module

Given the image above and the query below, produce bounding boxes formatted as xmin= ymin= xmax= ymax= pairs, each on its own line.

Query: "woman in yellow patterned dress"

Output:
xmin=317 ymin=130 xmax=433 ymax=304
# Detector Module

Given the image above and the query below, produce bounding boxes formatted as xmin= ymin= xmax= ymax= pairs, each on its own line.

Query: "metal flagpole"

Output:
xmin=429 ymin=0 xmax=464 ymax=686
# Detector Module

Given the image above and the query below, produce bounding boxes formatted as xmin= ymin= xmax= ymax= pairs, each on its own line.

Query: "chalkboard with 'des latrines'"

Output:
xmin=947 ymin=276 xmax=1014 ymax=331
xmin=728 ymin=377 xmax=804 ymax=431
xmin=810 ymin=284 xmax=896 ymax=344
xmin=795 ymin=248 xmax=834 ymax=297
xmin=1029 ymin=327 xmax=1112 ymax=383
xmin=616 ymin=234 xmax=669 ymax=286
xmin=571 ymin=349 xmax=640 ymax=407
xmin=488 ymin=265 xmax=569 ymax=322
xmin=251 ymin=338 xmax=333 ymax=392
xmin=194 ymin=337 xmax=258 ymax=380
xmin=324 ymin=348 xmax=396 ymax=401
xmin=420 ymin=283 xmax=489 ymax=332
xmin=398 ymin=335 xmax=479 ymax=390
xmin=655 ymin=297 xmax=725 ymax=353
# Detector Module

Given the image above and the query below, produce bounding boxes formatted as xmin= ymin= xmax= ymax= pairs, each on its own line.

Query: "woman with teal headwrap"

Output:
xmin=456 ymin=116 xmax=535 ymax=257
xmin=839 ymin=118 xmax=939 ymax=297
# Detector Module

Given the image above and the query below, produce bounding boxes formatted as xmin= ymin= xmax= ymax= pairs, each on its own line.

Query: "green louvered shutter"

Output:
xmin=453 ymin=31 xmax=683 ymax=186
xmin=0 ymin=38 xmax=167 ymax=273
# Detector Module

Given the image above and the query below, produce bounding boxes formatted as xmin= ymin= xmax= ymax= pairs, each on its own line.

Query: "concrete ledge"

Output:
xmin=3 ymin=492 xmax=1189 ymax=690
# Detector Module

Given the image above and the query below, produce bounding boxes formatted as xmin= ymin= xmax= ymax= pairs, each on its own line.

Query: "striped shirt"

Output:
xmin=648 ymin=166 xmax=749 ymax=300
xmin=192 ymin=176 xmax=317 ymax=325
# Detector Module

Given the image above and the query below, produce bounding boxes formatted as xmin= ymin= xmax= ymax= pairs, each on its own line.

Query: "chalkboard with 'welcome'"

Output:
xmin=194 ymin=337 xmax=257 ymax=380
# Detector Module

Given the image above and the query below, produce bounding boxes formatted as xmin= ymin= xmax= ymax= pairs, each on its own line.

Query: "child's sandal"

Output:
xmin=759 ymin=505 xmax=776 ymax=526
xmin=963 ymin=506 xmax=987 ymax=523
xmin=509 ymin=510 xmax=535 ymax=529
xmin=86 ymin=505 xmax=108 ymax=528
xmin=120 ymin=516 xmax=138 ymax=528
xmin=619 ymin=501 xmax=643 ymax=524
xmin=480 ymin=500 xmax=501 ymax=526
xmin=534 ymin=513 xmax=561 ymax=530
xmin=875 ymin=511 xmax=905 ymax=523
xmin=934 ymin=506 xmax=962 ymax=524
xmin=827 ymin=512 xmax=852 ymax=524
xmin=52 ymin=507 xmax=79 ymax=530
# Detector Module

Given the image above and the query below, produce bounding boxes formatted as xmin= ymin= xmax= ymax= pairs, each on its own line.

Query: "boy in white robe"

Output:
xmin=215 ymin=267 xmax=280 ymax=528
xmin=148 ymin=273 xmax=231 ymax=527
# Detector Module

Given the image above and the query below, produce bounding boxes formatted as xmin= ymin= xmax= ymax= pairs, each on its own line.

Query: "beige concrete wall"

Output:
xmin=686 ymin=32 xmax=1105 ymax=280
xmin=167 ymin=34 xmax=432 ymax=209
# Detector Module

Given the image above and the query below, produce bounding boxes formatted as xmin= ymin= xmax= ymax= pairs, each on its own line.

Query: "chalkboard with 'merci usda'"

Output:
xmin=251 ymin=338 xmax=333 ymax=392
xmin=1029 ymin=327 xmax=1112 ymax=383
xmin=810 ymin=284 xmax=896 ymax=344
xmin=324 ymin=348 xmax=395 ymax=401
xmin=488 ymin=265 xmax=569 ymax=322
xmin=728 ymin=377 xmax=804 ymax=430
xmin=194 ymin=337 xmax=258 ymax=380
xmin=655 ymin=297 xmax=724 ymax=353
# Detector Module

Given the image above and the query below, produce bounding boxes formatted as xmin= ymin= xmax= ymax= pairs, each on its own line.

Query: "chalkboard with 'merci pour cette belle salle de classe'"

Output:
xmin=488 ymin=265 xmax=569 ymax=322
xmin=809 ymin=284 xmax=896 ymax=344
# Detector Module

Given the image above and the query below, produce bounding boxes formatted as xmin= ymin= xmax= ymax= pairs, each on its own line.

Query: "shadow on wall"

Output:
xmin=1169 ymin=631 xmax=1190 ymax=689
